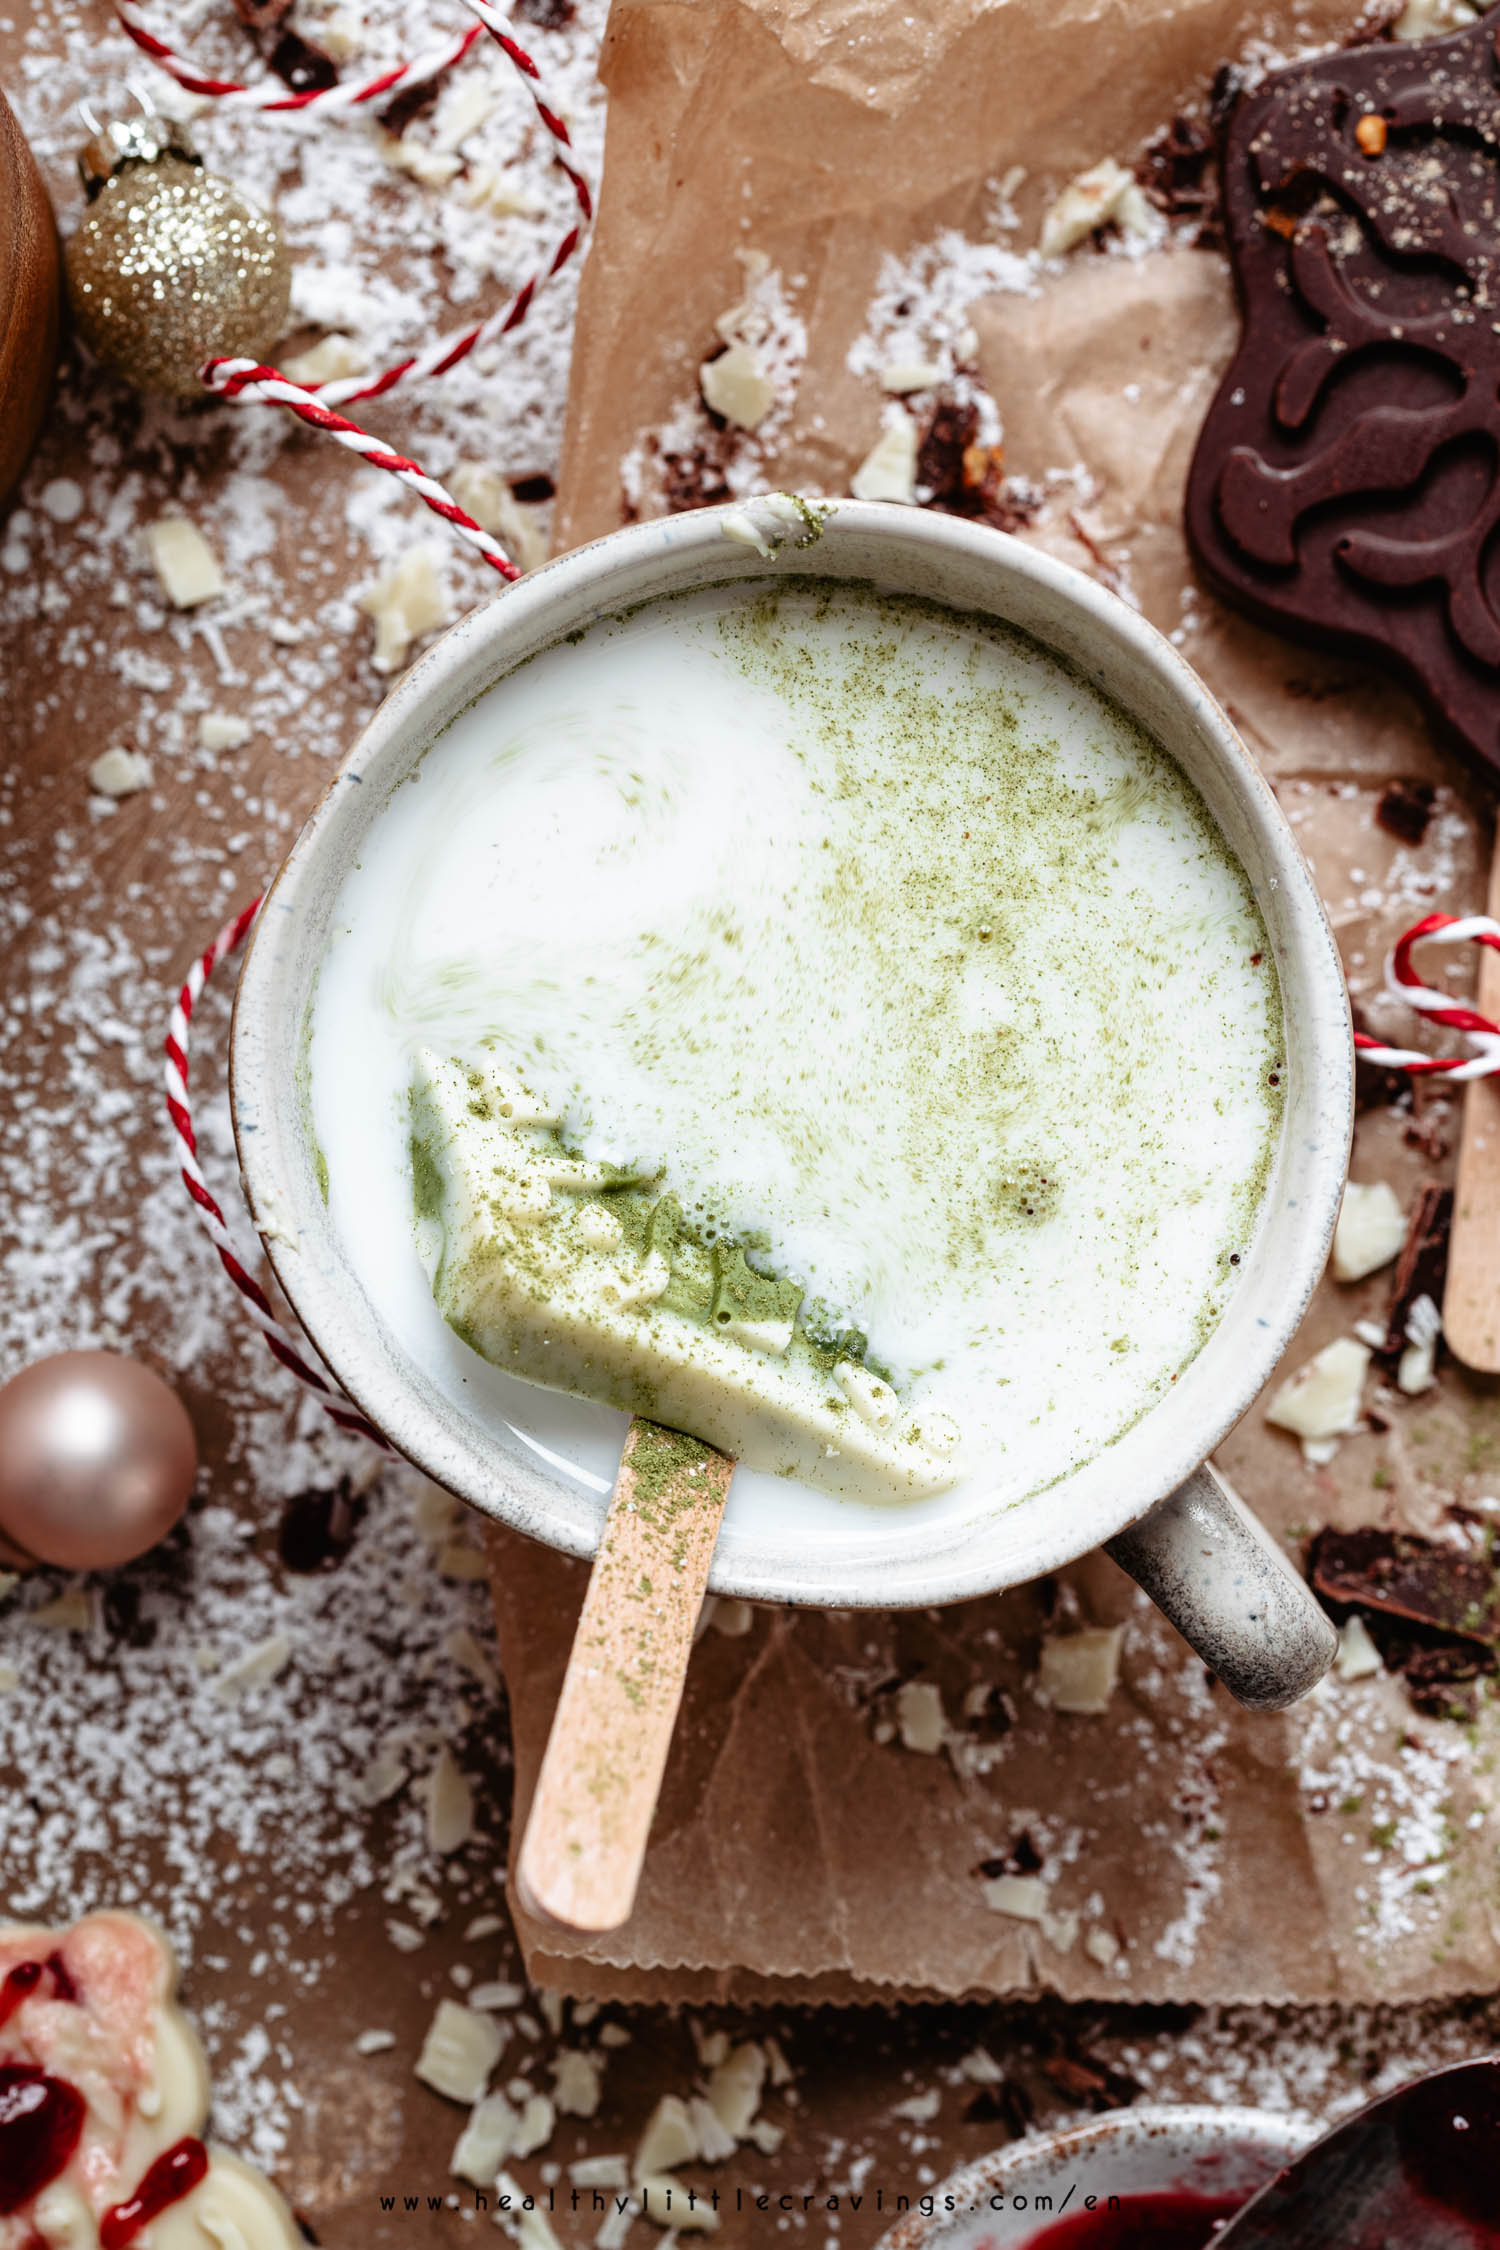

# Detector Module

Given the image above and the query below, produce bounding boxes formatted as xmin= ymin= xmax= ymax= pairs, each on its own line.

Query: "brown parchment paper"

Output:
xmin=493 ymin=0 xmax=1500 ymax=2008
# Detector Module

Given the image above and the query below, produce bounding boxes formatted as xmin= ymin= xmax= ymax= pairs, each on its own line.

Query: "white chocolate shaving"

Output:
xmin=197 ymin=713 xmax=251 ymax=753
xmin=1335 ymin=1615 xmax=1383 ymax=1682
xmin=1039 ymin=158 xmax=1155 ymax=257
xmin=982 ymin=1872 xmax=1048 ymax=1921
xmin=700 ymin=340 xmax=774 ymax=430
xmin=1332 ymin=1180 xmax=1407 ymax=1284
xmin=880 ymin=359 xmax=944 ymax=393
xmin=279 ymin=333 xmax=367 ymax=386
xmin=1036 ymin=1625 xmax=1124 ymax=1715
xmin=706 ymin=2041 xmax=766 ymax=2139
xmin=635 ymin=2093 xmax=698 ymax=2179
xmin=357 ymin=548 xmax=451 ymax=674
xmin=447 ymin=464 xmax=549 ymax=574
xmin=88 ymin=748 xmax=153 ymax=799
xmin=212 ymin=1632 xmax=292 ymax=1703
xmin=416 ymin=1999 xmax=506 ymax=2104
xmin=1265 ymin=1337 xmax=1370 ymax=1457
xmin=552 ymin=2051 xmax=603 ymax=2117
xmin=424 ymin=1745 xmax=475 ymax=1854
xmin=893 ymin=1678 xmax=946 ymax=1754
xmin=146 ymin=517 xmax=224 ymax=608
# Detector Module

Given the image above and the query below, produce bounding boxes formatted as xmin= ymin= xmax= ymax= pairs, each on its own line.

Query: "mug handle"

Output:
xmin=1104 ymin=1461 xmax=1337 ymax=1710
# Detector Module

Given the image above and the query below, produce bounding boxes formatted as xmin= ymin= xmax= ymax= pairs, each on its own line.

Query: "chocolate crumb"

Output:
xmin=1209 ymin=62 xmax=1247 ymax=131
xmin=379 ymin=74 xmax=442 ymax=137
xmin=232 ymin=0 xmax=294 ymax=30
xmin=1383 ymin=1182 xmax=1452 ymax=1356
xmin=278 ymin=1478 xmax=365 ymax=1574
xmin=660 ymin=447 xmax=732 ymax=514
xmin=1376 ymin=779 xmax=1437 ymax=847
xmin=514 ymin=0 xmax=576 ymax=23
xmin=267 ymin=26 xmax=339 ymax=93
xmin=1043 ymin=2050 xmax=1142 ymax=2112
xmin=1390 ymin=1639 xmax=1492 ymax=1723
xmin=964 ymin=1684 xmax=1016 ymax=1740
xmin=102 ymin=1579 xmax=157 ymax=1650
xmin=975 ymin=1829 xmax=1043 ymax=1880
xmin=915 ymin=397 xmax=1032 ymax=531
xmin=510 ymin=472 xmax=556 ymax=505
xmin=964 ymin=2080 xmax=1034 ymax=2134
xmin=1402 ymin=1086 xmax=1452 ymax=1164
xmin=1139 ymin=114 xmax=1222 ymax=244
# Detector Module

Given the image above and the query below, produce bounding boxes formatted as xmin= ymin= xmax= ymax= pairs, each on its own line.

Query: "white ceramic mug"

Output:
xmin=230 ymin=500 xmax=1351 ymax=1707
xmin=872 ymin=2104 xmax=1312 ymax=2250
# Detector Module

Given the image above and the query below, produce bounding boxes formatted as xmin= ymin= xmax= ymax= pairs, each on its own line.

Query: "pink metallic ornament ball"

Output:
xmin=0 ymin=1351 xmax=197 ymax=1570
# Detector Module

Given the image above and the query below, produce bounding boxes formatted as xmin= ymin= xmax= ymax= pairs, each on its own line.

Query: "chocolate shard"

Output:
xmin=278 ymin=1477 xmax=364 ymax=1573
xmin=1185 ymin=13 xmax=1500 ymax=780
xmin=1375 ymin=779 xmax=1437 ymax=848
xmin=1042 ymin=2051 xmax=1142 ymax=2112
xmin=1382 ymin=1181 xmax=1452 ymax=1356
xmin=964 ymin=2080 xmax=1035 ymax=2134
xmin=379 ymin=74 xmax=442 ymax=137
xmin=1309 ymin=1525 xmax=1500 ymax=1646
xmin=1387 ymin=1636 xmax=1494 ymax=1721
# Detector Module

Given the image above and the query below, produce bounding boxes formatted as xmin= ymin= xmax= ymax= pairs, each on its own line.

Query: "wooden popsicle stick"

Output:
xmin=1444 ymin=833 xmax=1500 ymax=1370
xmin=516 ymin=1418 xmax=734 ymax=1935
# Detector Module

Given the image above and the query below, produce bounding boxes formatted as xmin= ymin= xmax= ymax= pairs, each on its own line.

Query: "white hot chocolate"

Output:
xmin=308 ymin=579 xmax=1284 ymax=1515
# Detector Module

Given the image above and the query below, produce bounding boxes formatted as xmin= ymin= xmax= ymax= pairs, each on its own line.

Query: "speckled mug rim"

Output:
xmin=872 ymin=2103 xmax=1313 ymax=2249
xmin=229 ymin=499 xmax=1353 ymax=1609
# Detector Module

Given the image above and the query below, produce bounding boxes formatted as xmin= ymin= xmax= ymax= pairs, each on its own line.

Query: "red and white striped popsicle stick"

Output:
xmin=1353 ymin=912 xmax=1500 ymax=1081
xmin=164 ymin=898 xmax=390 ymax=1447
xmin=112 ymin=0 xmax=484 ymax=113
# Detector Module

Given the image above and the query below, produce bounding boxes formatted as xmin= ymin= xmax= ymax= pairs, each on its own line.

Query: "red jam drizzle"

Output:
xmin=0 ymin=2065 xmax=87 ymax=2218
xmin=42 ymin=1952 xmax=78 ymax=2005
xmin=0 ymin=1951 xmax=82 ymax=2034
xmin=0 ymin=1964 xmax=43 ymax=2034
xmin=101 ymin=2136 xmax=209 ymax=2248
xmin=1022 ymin=2191 xmax=1248 ymax=2249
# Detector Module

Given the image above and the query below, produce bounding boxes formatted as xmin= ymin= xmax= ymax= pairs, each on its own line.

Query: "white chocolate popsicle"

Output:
xmin=410 ymin=1049 xmax=962 ymax=1504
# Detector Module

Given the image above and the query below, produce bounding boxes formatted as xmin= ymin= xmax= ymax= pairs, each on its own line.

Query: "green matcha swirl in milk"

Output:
xmin=308 ymin=579 xmax=1283 ymax=1512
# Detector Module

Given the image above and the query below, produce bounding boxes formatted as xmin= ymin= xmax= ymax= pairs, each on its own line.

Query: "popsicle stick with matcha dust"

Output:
xmin=410 ymin=1047 xmax=962 ymax=1931
xmin=517 ymin=1418 xmax=732 ymax=1933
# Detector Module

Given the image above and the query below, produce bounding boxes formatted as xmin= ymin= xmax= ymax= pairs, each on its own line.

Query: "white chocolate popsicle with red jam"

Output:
xmin=0 ymin=1912 xmax=301 ymax=2250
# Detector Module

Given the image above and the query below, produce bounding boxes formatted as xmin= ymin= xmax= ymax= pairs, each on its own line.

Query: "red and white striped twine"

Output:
xmin=115 ymin=0 xmax=592 ymax=405
xmin=113 ymin=0 xmax=485 ymax=113
xmin=1354 ymin=912 xmax=1500 ymax=1080
xmin=199 ymin=361 xmax=520 ymax=577
xmin=165 ymin=898 xmax=390 ymax=1448
xmin=115 ymin=1 xmax=594 ymax=557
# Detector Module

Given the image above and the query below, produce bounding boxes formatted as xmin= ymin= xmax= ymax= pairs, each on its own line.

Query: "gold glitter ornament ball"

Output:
xmin=65 ymin=113 xmax=290 ymax=399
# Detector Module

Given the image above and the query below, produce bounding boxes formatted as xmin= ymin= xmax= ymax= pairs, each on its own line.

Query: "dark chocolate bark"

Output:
xmin=1185 ymin=9 xmax=1500 ymax=778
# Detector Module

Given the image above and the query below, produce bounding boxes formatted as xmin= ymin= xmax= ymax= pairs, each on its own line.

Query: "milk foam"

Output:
xmin=309 ymin=581 xmax=1283 ymax=1514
